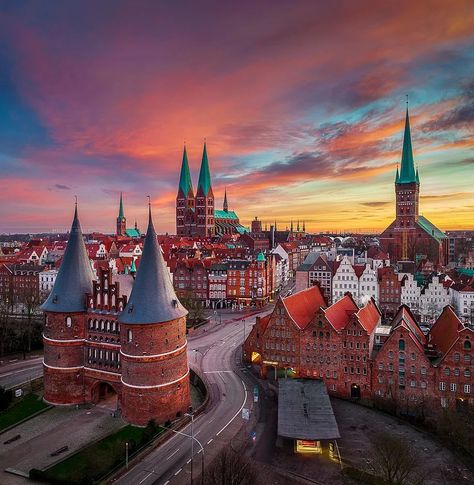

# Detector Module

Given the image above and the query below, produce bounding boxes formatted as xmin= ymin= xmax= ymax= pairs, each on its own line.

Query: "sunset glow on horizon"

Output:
xmin=0 ymin=0 xmax=473 ymax=234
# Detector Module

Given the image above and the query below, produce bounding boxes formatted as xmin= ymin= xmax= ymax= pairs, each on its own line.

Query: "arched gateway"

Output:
xmin=41 ymin=202 xmax=191 ymax=426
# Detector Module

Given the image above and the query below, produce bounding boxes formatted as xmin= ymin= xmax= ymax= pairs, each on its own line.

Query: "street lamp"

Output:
xmin=184 ymin=412 xmax=204 ymax=485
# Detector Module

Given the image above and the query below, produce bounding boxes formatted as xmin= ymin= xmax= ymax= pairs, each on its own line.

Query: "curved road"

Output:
xmin=117 ymin=311 xmax=267 ymax=485
xmin=0 ymin=309 xmax=268 ymax=485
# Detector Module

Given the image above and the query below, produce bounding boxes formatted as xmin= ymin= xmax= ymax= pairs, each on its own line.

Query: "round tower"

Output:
xmin=119 ymin=204 xmax=191 ymax=426
xmin=41 ymin=204 xmax=93 ymax=405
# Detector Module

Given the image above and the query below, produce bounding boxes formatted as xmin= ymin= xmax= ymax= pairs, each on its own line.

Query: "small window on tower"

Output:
xmin=65 ymin=316 xmax=72 ymax=328
xmin=127 ymin=329 xmax=132 ymax=342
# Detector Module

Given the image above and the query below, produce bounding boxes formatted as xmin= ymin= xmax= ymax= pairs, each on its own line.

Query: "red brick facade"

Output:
xmin=244 ymin=286 xmax=474 ymax=416
xmin=43 ymin=268 xmax=190 ymax=426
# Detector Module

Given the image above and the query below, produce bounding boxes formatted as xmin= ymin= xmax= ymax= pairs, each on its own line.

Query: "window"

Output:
xmin=464 ymin=340 xmax=471 ymax=350
xmin=399 ymin=339 xmax=405 ymax=351
xmin=439 ymin=382 xmax=446 ymax=391
xmin=450 ymin=383 xmax=457 ymax=392
xmin=444 ymin=367 xmax=450 ymax=376
xmin=65 ymin=316 xmax=72 ymax=328
xmin=127 ymin=329 xmax=132 ymax=342
xmin=464 ymin=369 xmax=471 ymax=377
xmin=441 ymin=397 xmax=448 ymax=408
xmin=464 ymin=384 xmax=471 ymax=394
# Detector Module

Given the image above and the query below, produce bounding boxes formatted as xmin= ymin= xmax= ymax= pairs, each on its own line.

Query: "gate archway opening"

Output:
xmin=92 ymin=382 xmax=118 ymax=410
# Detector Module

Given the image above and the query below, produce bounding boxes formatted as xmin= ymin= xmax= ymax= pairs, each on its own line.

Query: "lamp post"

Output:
xmin=183 ymin=413 xmax=204 ymax=485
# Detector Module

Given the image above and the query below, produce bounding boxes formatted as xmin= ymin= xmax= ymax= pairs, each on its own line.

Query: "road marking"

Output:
xmin=166 ymin=449 xmax=179 ymax=460
xmin=216 ymin=378 xmax=247 ymax=436
xmin=138 ymin=471 xmax=154 ymax=484
xmin=208 ymin=417 xmax=215 ymax=423
xmin=207 ymin=438 xmax=213 ymax=444
xmin=197 ymin=449 xmax=202 ymax=454
xmin=186 ymin=459 xmax=191 ymax=464
xmin=174 ymin=468 xmax=182 ymax=476
xmin=164 ymin=481 xmax=169 ymax=485
xmin=203 ymin=370 xmax=233 ymax=373
xmin=0 ymin=368 xmax=40 ymax=378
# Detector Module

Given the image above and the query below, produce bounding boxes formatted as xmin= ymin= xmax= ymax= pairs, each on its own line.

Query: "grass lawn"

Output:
xmin=37 ymin=423 xmax=163 ymax=484
xmin=0 ymin=393 xmax=49 ymax=432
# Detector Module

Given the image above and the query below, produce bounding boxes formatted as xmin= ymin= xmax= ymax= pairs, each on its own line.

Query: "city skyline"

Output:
xmin=0 ymin=0 xmax=473 ymax=233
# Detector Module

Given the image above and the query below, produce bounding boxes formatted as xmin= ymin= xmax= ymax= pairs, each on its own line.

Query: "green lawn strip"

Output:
xmin=37 ymin=423 xmax=162 ymax=484
xmin=0 ymin=394 xmax=48 ymax=432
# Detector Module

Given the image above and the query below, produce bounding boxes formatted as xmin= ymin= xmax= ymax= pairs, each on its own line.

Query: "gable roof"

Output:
xmin=324 ymin=294 xmax=359 ymax=331
xmin=391 ymin=305 xmax=426 ymax=346
xmin=429 ymin=306 xmax=464 ymax=355
xmin=282 ymin=286 xmax=326 ymax=330
xmin=356 ymin=299 xmax=381 ymax=334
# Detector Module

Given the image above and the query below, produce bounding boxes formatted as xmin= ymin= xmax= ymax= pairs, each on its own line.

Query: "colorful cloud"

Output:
xmin=0 ymin=0 xmax=473 ymax=233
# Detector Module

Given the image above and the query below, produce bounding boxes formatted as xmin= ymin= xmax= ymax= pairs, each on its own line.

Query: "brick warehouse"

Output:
xmin=244 ymin=286 xmax=474 ymax=416
xmin=41 ymin=203 xmax=191 ymax=426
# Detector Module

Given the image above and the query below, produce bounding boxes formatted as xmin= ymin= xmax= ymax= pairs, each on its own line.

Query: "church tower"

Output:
xmin=117 ymin=192 xmax=126 ymax=236
xmin=119 ymin=203 xmax=191 ymax=426
xmin=41 ymin=203 xmax=94 ymax=405
xmin=395 ymin=108 xmax=420 ymax=230
xmin=176 ymin=145 xmax=195 ymax=236
xmin=195 ymin=142 xmax=215 ymax=237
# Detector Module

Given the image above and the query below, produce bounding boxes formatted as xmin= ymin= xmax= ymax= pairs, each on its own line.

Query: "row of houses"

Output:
xmin=244 ymin=285 xmax=474 ymax=416
xmin=296 ymin=251 xmax=473 ymax=325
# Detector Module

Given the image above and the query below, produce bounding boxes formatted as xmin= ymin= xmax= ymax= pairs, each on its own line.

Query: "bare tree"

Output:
xmin=204 ymin=446 xmax=261 ymax=485
xmin=367 ymin=432 xmax=424 ymax=485
xmin=179 ymin=290 xmax=205 ymax=326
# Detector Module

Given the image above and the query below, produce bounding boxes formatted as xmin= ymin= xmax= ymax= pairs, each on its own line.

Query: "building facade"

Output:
xmin=379 ymin=109 xmax=448 ymax=264
xmin=41 ymin=205 xmax=191 ymax=426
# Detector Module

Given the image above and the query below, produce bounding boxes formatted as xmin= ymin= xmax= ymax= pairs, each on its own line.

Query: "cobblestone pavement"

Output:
xmin=0 ymin=404 xmax=125 ymax=484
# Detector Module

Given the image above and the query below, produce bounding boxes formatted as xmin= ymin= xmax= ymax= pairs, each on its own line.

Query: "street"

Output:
xmin=0 ymin=307 xmax=270 ymax=485
xmin=0 ymin=356 xmax=43 ymax=390
xmin=117 ymin=308 xmax=269 ymax=485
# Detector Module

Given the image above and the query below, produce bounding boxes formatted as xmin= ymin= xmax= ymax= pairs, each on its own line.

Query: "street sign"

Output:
xmin=242 ymin=408 xmax=250 ymax=420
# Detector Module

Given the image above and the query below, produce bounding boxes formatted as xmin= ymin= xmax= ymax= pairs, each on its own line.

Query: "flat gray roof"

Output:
xmin=278 ymin=379 xmax=340 ymax=440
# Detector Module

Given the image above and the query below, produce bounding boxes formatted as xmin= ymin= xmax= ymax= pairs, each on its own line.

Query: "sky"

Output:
xmin=0 ymin=0 xmax=473 ymax=234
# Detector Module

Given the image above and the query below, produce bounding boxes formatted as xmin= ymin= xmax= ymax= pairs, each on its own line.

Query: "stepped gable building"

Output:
xmin=245 ymin=284 xmax=474 ymax=416
xmin=379 ymin=108 xmax=448 ymax=265
xmin=116 ymin=193 xmax=140 ymax=237
xmin=176 ymin=143 xmax=246 ymax=237
xmin=41 ymin=203 xmax=190 ymax=426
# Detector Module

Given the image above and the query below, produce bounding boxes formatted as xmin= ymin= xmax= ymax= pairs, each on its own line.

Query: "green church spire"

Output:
xmin=178 ymin=145 xmax=193 ymax=196
xmin=398 ymin=108 xmax=417 ymax=184
xmin=197 ymin=141 xmax=212 ymax=196
xmin=118 ymin=192 xmax=124 ymax=219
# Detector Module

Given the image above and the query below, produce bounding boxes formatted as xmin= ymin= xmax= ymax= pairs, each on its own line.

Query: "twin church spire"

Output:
xmin=178 ymin=142 xmax=214 ymax=199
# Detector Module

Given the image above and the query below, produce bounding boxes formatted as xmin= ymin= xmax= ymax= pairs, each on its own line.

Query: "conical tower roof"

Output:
xmin=119 ymin=204 xmax=187 ymax=325
xmin=178 ymin=145 xmax=194 ymax=197
xmin=197 ymin=142 xmax=212 ymax=196
xmin=398 ymin=109 xmax=417 ymax=184
xmin=41 ymin=204 xmax=94 ymax=313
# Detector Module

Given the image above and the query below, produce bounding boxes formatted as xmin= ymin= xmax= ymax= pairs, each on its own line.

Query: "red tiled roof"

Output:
xmin=356 ymin=299 xmax=381 ymax=334
xmin=324 ymin=294 xmax=359 ymax=331
xmin=391 ymin=305 xmax=426 ymax=345
xmin=282 ymin=286 xmax=326 ymax=330
xmin=429 ymin=306 xmax=463 ymax=354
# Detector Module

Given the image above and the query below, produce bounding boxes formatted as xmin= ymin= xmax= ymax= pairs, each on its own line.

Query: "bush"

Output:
xmin=0 ymin=386 xmax=13 ymax=412
xmin=343 ymin=466 xmax=387 ymax=485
